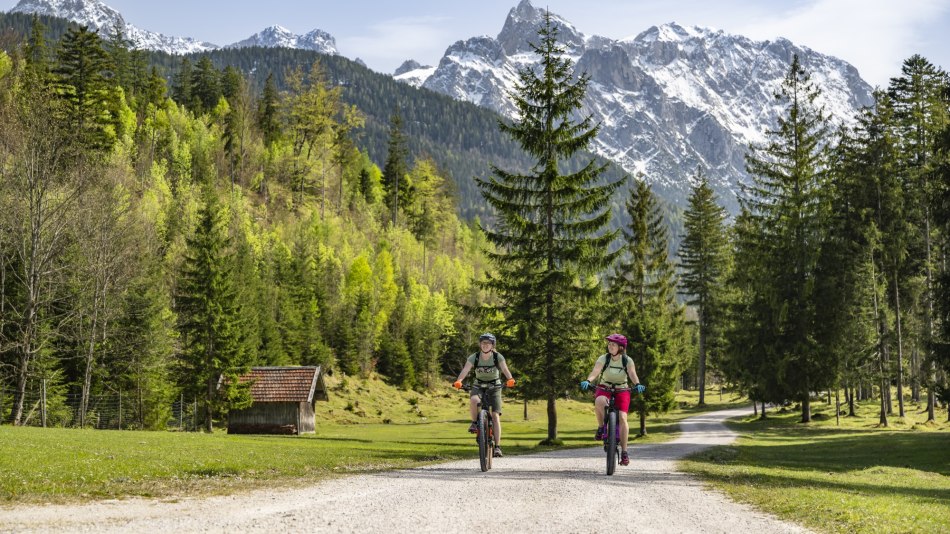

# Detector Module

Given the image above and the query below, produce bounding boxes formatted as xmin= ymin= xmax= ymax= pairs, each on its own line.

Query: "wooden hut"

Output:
xmin=227 ymin=366 xmax=328 ymax=435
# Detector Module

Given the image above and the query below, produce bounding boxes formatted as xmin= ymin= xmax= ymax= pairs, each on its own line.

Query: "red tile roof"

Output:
xmin=236 ymin=366 xmax=325 ymax=403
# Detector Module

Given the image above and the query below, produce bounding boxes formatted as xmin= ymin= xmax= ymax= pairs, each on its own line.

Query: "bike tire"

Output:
xmin=606 ymin=410 xmax=617 ymax=476
xmin=486 ymin=416 xmax=494 ymax=470
xmin=478 ymin=410 xmax=489 ymax=472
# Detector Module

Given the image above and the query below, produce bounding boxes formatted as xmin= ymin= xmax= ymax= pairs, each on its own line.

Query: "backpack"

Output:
xmin=472 ymin=351 xmax=500 ymax=383
xmin=599 ymin=353 xmax=630 ymax=383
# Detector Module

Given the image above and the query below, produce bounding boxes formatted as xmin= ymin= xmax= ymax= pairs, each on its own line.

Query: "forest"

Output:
xmin=1 ymin=13 xmax=948 ymax=436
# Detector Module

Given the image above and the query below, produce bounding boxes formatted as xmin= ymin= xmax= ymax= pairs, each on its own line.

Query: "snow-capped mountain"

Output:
xmin=9 ymin=0 xmax=338 ymax=57
xmin=225 ymin=25 xmax=337 ymax=55
xmin=399 ymin=0 xmax=875 ymax=209
xmin=393 ymin=59 xmax=435 ymax=87
xmin=10 ymin=0 xmax=218 ymax=54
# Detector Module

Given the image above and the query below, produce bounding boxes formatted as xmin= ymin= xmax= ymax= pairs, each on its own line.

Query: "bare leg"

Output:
xmin=469 ymin=396 xmax=479 ymax=422
xmin=492 ymin=411 xmax=502 ymax=445
xmin=594 ymin=396 xmax=608 ymax=427
xmin=619 ymin=411 xmax=629 ymax=451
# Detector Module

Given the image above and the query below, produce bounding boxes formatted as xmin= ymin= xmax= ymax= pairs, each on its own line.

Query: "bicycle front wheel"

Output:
xmin=606 ymin=410 xmax=617 ymax=476
xmin=477 ymin=410 xmax=489 ymax=472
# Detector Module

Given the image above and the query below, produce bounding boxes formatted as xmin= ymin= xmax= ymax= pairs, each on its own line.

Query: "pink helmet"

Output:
xmin=605 ymin=333 xmax=627 ymax=348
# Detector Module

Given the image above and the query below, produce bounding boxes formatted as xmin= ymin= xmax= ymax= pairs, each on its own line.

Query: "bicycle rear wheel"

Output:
xmin=606 ymin=410 xmax=617 ymax=476
xmin=486 ymin=418 xmax=494 ymax=470
xmin=477 ymin=410 xmax=489 ymax=472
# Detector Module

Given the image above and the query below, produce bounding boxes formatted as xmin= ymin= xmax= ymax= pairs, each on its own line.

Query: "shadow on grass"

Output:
xmin=690 ymin=428 xmax=950 ymax=506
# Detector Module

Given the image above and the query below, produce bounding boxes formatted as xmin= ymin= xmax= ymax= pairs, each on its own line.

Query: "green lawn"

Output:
xmin=680 ymin=398 xmax=950 ymax=534
xmin=0 ymin=377 xmax=745 ymax=504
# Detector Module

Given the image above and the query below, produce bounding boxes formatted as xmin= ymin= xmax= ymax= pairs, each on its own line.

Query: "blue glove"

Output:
xmin=634 ymin=384 xmax=646 ymax=393
xmin=580 ymin=380 xmax=591 ymax=391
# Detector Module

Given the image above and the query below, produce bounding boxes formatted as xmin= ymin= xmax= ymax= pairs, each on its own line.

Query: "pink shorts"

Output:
xmin=595 ymin=386 xmax=631 ymax=412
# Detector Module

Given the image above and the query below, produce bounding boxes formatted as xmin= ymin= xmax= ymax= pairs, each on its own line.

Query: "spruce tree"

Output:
xmin=678 ymin=170 xmax=729 ymax=406
xmin=257 ymin=72 xmax=280 ymax=147
xmin=612 ymin=179 xmax=683 ymax=434
xmin=190 ymin=56 xmax=221 ymax=115
xmin=381 ymin=111 xmax=410 ymax=226
xmin=477 ymin=12 xmax=622 ymax=442
xmin=171 ymin=57 xmax=193 ymax=108
xmin=24 ymin=15 xmax=50 ymax=82
xmin=741 ymin=55 xmax=835 ymax=422
xmin=53 ymin=26 xmax=115 ymax=152
xmin=888 ymin=55 xmax=949 ymax=422
xmin=175 ymin=189 xmax=250 ymax=432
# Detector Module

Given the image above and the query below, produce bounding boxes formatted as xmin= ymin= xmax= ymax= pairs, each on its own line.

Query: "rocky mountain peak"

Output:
xmin=226 ymin=25 xmax=337 ymax=54
xmin=11 ymin=0 xmax=218 ymax=53
xmin=11 ymin=0 xmax=125 ymax=31
xmin=496 ymin=0 xmax=584 ymax=56
xmin=408 ymin=2 xmax=874 ymax=211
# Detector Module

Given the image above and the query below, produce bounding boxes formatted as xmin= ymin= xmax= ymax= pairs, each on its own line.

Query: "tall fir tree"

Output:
xmin=477 ymin=12 xmax=622 ymax=442
xmin=175 ymin=189 xmax=250 ymax=432
xmin=611 ymin=178 xmax=683 ymax=435
xmin=740 ymin=54 xmax=835 ymax=422
xmin=381 ymin=111 xmax=411 ymax=226
xmin=53 ymin=26 xmax=115 ymax=153
xmin=678 ymin=169 xmax=730 ymax=406
xmin=888 ymin=55 xmax=949 ymax=422
xmin=257 ymin=72 xmax=281 ymax=147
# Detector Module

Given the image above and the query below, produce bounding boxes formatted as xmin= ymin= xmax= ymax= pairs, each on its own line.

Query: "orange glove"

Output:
xmin=506 ymin=378 xmax=516 ymax=388
xmin=453 ymin=380 xmax=462 ymax=389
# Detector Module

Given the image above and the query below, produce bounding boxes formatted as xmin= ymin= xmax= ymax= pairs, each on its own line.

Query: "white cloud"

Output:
xmin=732 ymin=0 xmax=949 ymax=86
xmin=337 ymin=16 xmax=453 ymax=73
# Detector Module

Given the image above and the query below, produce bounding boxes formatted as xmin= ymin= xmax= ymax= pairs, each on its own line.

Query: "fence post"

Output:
xmin=41 ymin=379 xmax=47 ymax=428
xmin=193 ymin=398 xmax=198 ymax=432
xmin=118 ymin=391 xmax=122 ymax=430
xmin=179 ymin=393 xmax=184 ymax=430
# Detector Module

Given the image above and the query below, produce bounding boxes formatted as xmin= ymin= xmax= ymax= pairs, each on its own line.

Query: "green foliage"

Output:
xmin=477 ymin=13 xmax=622 ymax=441
xmin=678 ymin=170 xmax=730 ymax=403
xmin=611 ymin=179 xmax=685 ymax=428
xmin=175 ymin=189 xmax=251 ymax=431
xmin=728 ymin=55 xmax=837 ymax=420
xmin=52 ymin=26 xmax=116 ymax=153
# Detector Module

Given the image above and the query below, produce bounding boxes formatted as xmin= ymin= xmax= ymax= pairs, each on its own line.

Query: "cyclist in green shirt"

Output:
xmin=453 ymin=333 xmax=516 ymax=457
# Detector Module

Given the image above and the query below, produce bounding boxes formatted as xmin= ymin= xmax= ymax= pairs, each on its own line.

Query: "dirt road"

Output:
xmin=0 ymin=407 xmax=810 ymax=533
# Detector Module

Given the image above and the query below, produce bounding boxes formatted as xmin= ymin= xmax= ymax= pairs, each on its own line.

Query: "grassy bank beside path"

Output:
xmin=0 ymin=376 xmax=745 ymax=504
xmin=680 ymin=398 xmax=950 ymax=533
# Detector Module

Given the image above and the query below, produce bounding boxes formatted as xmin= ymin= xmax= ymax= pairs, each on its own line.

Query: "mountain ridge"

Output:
xmin=397 ymin=0 xmax=874 ymax=209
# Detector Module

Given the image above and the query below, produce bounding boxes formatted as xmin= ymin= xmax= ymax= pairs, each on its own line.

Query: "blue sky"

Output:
xmin=5 ymin=0 xmax=949 ymax=87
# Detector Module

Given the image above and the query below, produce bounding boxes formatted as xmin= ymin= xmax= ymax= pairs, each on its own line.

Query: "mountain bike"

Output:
xmin=594 ymin=384 xmax=629 ymax=476
xmin=462 ymin=383 xmax=504 ymax=472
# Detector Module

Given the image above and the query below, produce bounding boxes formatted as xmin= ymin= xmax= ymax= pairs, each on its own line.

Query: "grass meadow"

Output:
xmin=681 ymin=397 xmax=950 ymax=533
xmin=0 ymin=376 xmax=745 ymax=503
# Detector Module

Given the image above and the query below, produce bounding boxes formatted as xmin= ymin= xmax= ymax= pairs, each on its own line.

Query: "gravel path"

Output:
xmin=1 ymin=407 xmax=810 ymax=533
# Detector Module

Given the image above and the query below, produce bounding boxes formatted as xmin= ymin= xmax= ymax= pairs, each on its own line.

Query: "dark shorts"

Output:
xmin=595 ymin=386 xmax=631 ymax=413
xmin=471 ymin=383 xmax=503 ymax=415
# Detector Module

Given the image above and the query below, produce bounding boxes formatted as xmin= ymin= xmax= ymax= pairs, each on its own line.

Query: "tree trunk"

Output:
xmin=835 ymin=389 xmax=840 ymax=426
xmin=871 ymin=255 xmax=888 ymax=427
xmin=848 ymin=385 xmax=856 ymax=416
xmin=697 ymin=308 xmax=707 ymax=407
xmin=546 ymin=394 xmax=557 ymax=442
xmin=801 ymin=394 xmax=811 ymax=423
xmin=639 ymin=402 xmax=647 ymax=436
xmin=893 ymin=269 xmax=905 ymax=417
xmin=759 ymin=401 xmax=767 ymax=419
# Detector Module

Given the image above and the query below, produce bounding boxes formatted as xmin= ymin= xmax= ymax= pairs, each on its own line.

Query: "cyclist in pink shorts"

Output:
xmin=580 ymin=333 xmax=645 ymax=466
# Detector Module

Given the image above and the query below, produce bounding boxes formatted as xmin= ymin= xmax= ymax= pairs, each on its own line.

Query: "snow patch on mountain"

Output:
xmin=10 ymin=0 xmax=339 ymax=56
xmin=402 ymin=0 xmax=874 ymax=210
xmin=226 ymin=25 xmax=337 ymax=54
xmin=11 ymin=0 xmax=218 ymax=54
